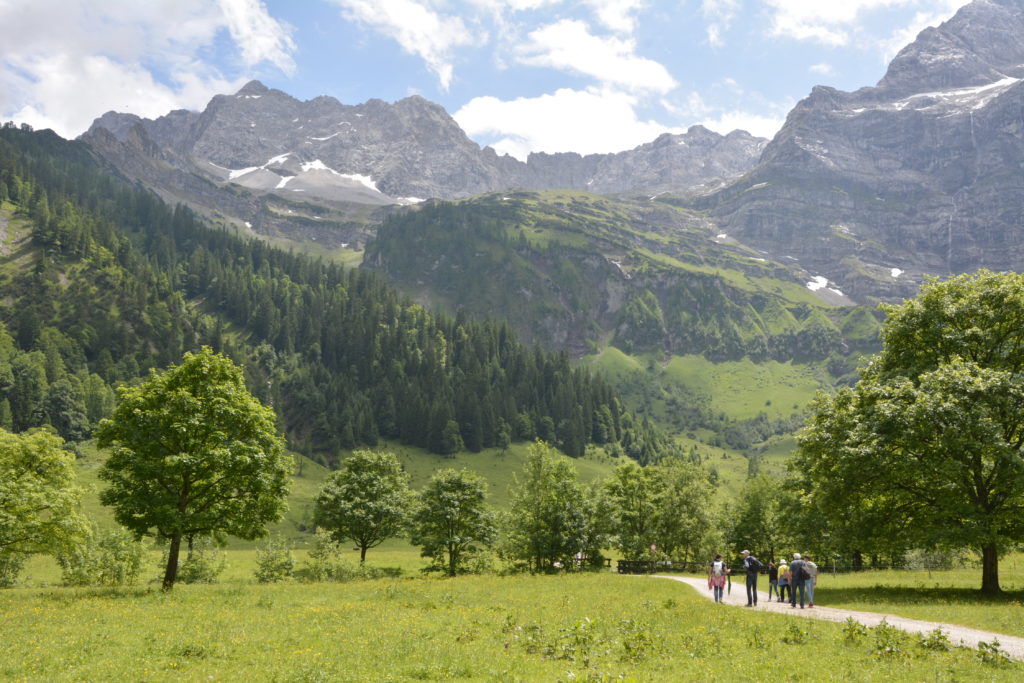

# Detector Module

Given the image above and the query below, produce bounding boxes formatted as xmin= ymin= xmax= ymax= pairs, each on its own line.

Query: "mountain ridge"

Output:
xmin=693 ymin=0 xmax=1024 ymax=302
xmin=83 ymin=80 xmax=767 ymax=206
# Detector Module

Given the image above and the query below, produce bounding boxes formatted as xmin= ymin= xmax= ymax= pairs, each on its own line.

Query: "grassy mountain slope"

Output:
xmin=364 ymin=192 xmax=882 ymax=475
xmin=0 ymin=126 xmax=668 ymax=470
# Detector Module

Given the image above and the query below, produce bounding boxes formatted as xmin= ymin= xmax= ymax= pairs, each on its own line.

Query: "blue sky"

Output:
xmin=1 ymin=0 xmax=967 ymax=160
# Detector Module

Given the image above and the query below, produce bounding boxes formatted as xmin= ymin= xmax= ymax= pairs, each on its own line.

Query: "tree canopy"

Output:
xmin=794 ymin=271 xmax=1024 ymax=592
xmin=96 ymin=347 xmax=291 ymax=590
xmin=0 ymin=428 xmax=86 ymax=562
xmin=314 ymin=450 xmax=413 ymax=563
xmin=410 ymin=468 xmax=496 ymax=576
xmin=501 ymin=441 xmax=602 ymax=572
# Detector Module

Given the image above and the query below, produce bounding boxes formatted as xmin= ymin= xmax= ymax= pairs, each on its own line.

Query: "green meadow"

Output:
xmin=812 ymin=558 xmax=1024 ymax=638
xmin=2 ymin=571 xmax=1019 ymax=682
xmin=69 ymin=440 xmax=619 ymax=547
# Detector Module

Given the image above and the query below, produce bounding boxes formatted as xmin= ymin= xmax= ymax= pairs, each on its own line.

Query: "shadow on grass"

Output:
xmin=39 ymin=586 xmax=159 ymax=603
xmin=819 ymin=585 xmax=1024 ymax=607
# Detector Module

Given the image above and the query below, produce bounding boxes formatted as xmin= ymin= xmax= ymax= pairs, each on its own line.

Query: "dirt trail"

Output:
xmin=651 ymin=574 xmax=1024 ymax=660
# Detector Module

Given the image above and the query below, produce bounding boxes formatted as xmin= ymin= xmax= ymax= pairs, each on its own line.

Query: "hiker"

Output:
xmin=777 ymin=558 xmax=790 ymax=603
xmin=708 ymin=554 xmax=730 ymax=603
xmin=741 ymin=550 xmax=761 ymax=607
xmin=789 ymin=553 xmax=807 ymax=609
xmin=804 ymin=554 xmax=818 ymax=607
xmin=767 ymin=560 xmax=779 ymax=601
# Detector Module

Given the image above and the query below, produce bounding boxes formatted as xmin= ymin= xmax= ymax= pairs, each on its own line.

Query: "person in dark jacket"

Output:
xmin=789 ymin=553 xmax=807 ymax=608
xmin=741 ymin=550 xmax=761 ymax=606
xmin=767 ymin=561 xmax=779 ymax=601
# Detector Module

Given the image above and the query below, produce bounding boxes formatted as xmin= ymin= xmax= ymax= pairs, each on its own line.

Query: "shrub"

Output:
xmin=299 ymin=529 xmax=398 ymax=582
xmin=918 ymin=628 xmax=951 ymax=652
xmin=903 ymin=549 xmax=969 ymax=571
xmin=168 ymin=536 xmax=226 ymax=584
xmin=842 ymin=617 xmax=868 ymax=643
xmin=57 ymin=525 xmax=146 ymax=587
xmin=872 ymin=620 xmax=910 ymax=660
xmin=0 ymin=552 xmax=26 ymax=588
xmin=255 ymin=534 xmax=295 ymax=583
xmin=976 ymin=640 xmax=1012 ymax=666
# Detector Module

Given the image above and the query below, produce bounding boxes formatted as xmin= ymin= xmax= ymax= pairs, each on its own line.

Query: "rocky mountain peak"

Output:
xmin=236 ymin=79 xmax=271 ymax=96
xmin=876 ymin=0 xmax=1024 ymax=98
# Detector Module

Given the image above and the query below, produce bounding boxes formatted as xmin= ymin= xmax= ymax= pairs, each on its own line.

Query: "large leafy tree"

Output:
xmin=96 ymin=348 xmax=291 ymax=591
xmin=654 ymin=458 xmax=716 ymax=562
xmin=603 ymin=459 xmax=716 ymax=562
xmin=0 ymin=428 xmax=87 ymax=566
xmin=728 ymin=475 xmax=791 ymax=565
xmin=502 ymin=441 xmax=598 ymax=572
xmin=795 ymin=271 xmax=1024 ymax=592
xmin=314 ymin=450 xmax=413 ymax=563
xmin=410 ymin=468 xmax=496 ymax=576
xmin=602 ymin=461 xmax=661 ymax=560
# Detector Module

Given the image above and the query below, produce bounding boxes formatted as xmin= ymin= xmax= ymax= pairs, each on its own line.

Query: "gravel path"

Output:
xmin=651 ymin=574 xmax=1024 ymax=660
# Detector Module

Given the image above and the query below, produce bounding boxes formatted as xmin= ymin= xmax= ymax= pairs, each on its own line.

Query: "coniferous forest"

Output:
xmin=0 ymin=124 xmax=671 ymax=465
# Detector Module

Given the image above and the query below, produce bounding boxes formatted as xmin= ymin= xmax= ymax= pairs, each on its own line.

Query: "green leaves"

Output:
xmin=795 ymin=271 xmax=1024 ymax=591
xmin=410 ymin=468 xmax=496 ymax=576
xmin=313 ymin=449 xmax=413 ymax=562
xmin=95 ymin=348 xmax=290 ymax=589
xmin=0 ymin=428 xmax=87 ymax=563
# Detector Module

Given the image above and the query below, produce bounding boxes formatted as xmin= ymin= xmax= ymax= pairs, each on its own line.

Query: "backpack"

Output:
xmin=792 ymin=561 xmax=807 ymax=582
xmin=747 ymin=556 xmax=762 ymax=573
xmin=711 ymin=560 xmax=724 ymax=576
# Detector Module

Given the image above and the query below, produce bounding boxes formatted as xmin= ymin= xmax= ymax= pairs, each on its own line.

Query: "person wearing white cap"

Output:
xmin=789 ymin=553 xmax=808 ymax=608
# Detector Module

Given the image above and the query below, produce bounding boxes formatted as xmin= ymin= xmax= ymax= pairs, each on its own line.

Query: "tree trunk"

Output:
xmin=448 ymin=548 xmax=458 ymax=577
xmin=163 ymin=532 xmax=182 ymax=591
xmin=852 ymin=551 xmax=863 ymax=571
xmin=981 ymin=544 xmax=1001 ymax=594
xmin=360 ymin=545 xmax=367 ymax=563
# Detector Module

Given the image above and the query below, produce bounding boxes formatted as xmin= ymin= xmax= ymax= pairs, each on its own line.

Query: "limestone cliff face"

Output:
xmin=82 ymin=80 xmax=765 ymax=209
xmin=699 ymin=0 xmax=1024 ymax=301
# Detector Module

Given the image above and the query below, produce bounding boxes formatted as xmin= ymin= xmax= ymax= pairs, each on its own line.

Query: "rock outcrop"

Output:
xmin=82 ymin=80 xmax=766 ymax=208
xmin=698 ymin=0 xmax=1024 ymax=301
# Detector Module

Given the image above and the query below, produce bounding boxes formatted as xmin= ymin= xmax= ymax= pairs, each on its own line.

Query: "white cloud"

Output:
xmin=809 ymin=62 xmax=834 ymax=75
xmin=699 ymin=109 xmax=787 ymax=139
xmin=0 ymin=0 xmax=294 ymax=139
xmin=517 ymin=19 xmax=676 ymax=94
xmin=584 ymin=0 xmax=645 ymax=34
xmin=219 ymin=0 xmax=297 ymax=74
xmin=702 ymin=0 xmax=741 ymax=47
xmin=879 ymin=4 xmax=964 ymax=63
xmin=660 ymin=91 xmax=714 ymax=118
xmin=454 ymin=87 xmax=682 ymax=160
xmin=328 ymin=0 xmax=478 ymax=90
xmin=763 ymin=0 xmax=966 ymax=48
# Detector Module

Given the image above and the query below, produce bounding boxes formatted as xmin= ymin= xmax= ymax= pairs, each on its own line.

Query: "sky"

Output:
xmin=0 ymin=0 xmax=969 ymax=161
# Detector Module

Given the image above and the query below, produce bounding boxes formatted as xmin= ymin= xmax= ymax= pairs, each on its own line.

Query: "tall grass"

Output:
xmin=1 ymin=572 xmax=1018 ymax=681
xmin=813 ymin=555 xmax=1024 ymax=637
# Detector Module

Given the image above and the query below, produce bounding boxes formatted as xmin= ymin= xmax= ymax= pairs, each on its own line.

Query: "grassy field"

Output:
xmin=662 ymin=354 xmax=827 ymax=422
xmin=71 ymin=440 xmax=619 ymax=547
xmin=2 ymin=570 xmax=1019 ymax=681
xmin=812 ymin=558 xmax=1024 ymax=638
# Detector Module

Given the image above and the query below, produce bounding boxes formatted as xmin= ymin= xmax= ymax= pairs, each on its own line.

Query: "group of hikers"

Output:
xmin=708 ymin=551 xmax=818 ymax=608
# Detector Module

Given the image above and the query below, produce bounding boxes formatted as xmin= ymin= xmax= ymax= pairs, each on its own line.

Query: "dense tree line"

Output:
xmin=366 ymin=198 xmax=880 ymax=364
xmin=0 ymin=124 xmax=670 ymax=463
